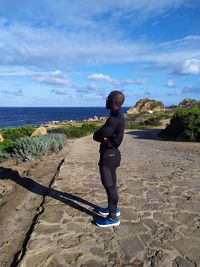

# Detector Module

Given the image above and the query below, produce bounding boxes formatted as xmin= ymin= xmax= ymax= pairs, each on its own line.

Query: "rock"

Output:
xmin=176 ymin=201 xmax=200 ymax=214
xmin=132 ymin=258 xmax=144 ymax=266
xmin=167 ymin=238 xmax=200 ymax=263
xmin=177 ymin=98 xmax=200 ymax=109
xmin=144 ymin=250 xmax=172 ymax=267
xmin=31 ymin=126 xmax=47 ymax=137
xmin=127 ymin=98 xmax=165 ymax=114
xmin=115 ymin=222 xmax=147 ymax=238
xmin=80 ymin=259 xmax=106 ymax=267
xmin=118 ymin=236 xmax=144 ymax=261
xmin=141 ymin=219 xmax=158 ymax=232
xmin=0 ymin=133 xmax=4 ymax=142
xmin=0 ymin=180 xmax=13 ymax=196
xmin=173 ymin=256 xmax=195 ymax=267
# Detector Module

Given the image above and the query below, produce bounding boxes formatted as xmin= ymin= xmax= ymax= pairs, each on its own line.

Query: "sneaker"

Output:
xmin=97 ymin=207 xmax=120 ymax=217
xmin=96 ymin=216 xmax=120 ymax=227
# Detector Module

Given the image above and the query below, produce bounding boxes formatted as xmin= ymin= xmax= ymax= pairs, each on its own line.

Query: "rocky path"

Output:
xmin=18 ymin=129 xmax=200 ymax=267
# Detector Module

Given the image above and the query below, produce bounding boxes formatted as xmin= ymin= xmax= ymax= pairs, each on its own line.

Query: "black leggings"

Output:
xmin=99 ymin=165 xmax=118 ymax=219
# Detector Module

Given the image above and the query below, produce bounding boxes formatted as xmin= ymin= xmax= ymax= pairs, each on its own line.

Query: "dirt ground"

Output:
xmin=0 ymin=141 xmax=73 ymax=267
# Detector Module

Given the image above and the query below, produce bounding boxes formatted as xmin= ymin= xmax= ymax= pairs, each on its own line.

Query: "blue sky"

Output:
xmin=0 ymin=0 xmax=199 ymax=107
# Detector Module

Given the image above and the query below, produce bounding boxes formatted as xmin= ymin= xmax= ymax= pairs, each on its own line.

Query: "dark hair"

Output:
xmin=109 ymin=91 xmax=125 ymax=107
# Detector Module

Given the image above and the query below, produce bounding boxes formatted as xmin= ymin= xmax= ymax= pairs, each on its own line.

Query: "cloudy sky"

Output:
xmin=0 ymin=0 xmax=199 ymax=107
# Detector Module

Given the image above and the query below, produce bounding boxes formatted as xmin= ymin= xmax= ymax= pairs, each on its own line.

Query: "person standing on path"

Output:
xmin=93 ymin=90 xmax=125 ymax=227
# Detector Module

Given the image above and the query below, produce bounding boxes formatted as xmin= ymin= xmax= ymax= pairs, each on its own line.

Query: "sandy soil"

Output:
xmin=0 ymin=129 xmax=200 ymax=267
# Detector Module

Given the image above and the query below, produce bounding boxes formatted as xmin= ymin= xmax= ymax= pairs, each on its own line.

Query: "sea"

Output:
xmin=0 ymin=107 xmax=130 ymax=129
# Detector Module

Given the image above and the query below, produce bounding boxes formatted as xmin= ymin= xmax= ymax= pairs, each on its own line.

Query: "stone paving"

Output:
xmin=19 ymin=130 xmax=200 ymax=267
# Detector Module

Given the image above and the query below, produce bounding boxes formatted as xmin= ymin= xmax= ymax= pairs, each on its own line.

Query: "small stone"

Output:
xmin=132 ymin=258 xmax=144 ymax=266
xmin=115 ymin=222 xmax=147 ymax=239
xmin=173 ymin=256 xmax=195 ymax=267
xmin=153 ymin=212 xmax=172 ymax=223
xmin=35 ymin=223 xmax=61 ymax=235
xmin=146 ymin=188 xmax=161 ymax=200
xmin=67 ymin=222 xmax=85 ymax=233
xmin=141 ymin=218 xmax=158 ymax=231
xmin=90 ymin=247 xmax=105 ymax=257
xmin=176 ymin=201 xmax=200 ymax=214
xmin=167 ymin=238 xmax=200 ymax=263
xmin=80 ymin=259 xmax=106 ymax=267
xmin=120 ymin=208 xmax=138 ymax=221
xmin=40 ymin=209 xmax=64 ymax=223
xmin=58 ymin=234 xmax=79 ymax=248
xmin=118 ymin=237 xmax=144 ymax=262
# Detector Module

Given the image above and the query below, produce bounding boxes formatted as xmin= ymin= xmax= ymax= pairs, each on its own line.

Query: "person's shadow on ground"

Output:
xmin=0 ymin=167 xmax=102 ymax=221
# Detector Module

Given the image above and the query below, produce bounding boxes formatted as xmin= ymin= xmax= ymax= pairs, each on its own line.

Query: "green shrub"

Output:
xmin=0 ymin=139 xmax=14 ymax=152
xmin=1 ymin=125 xmax=35 ymax=141
xmin=154 ymin=110 xmax=174 ymax=119
xmin=144 ymin=117 xmax=162 ymax=126
xmin=125 ymin=120 xmax=145 ymax=129
xmin=48 ymin=123 xmax=100 ymax=138
xmin=0 ymin=149 xmax=10 ymax=161
xmin=12 ymin=133 xmax=66 ymax=161
xmin=0 ymin=139 xmax=14 ymax=161
xmin=160 ymin=108 xmax=200 ymax=141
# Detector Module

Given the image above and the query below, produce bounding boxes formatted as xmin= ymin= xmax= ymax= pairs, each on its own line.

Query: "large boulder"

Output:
xmin=127 ymin=98 xmax=165 ymax=114
xmin=0 ymin=133 xmax=4 ymax=143
xmin=31 ymin=126 xmax=47 ymax=137
xmin=177 ymin=98 xmax=200 ymax=108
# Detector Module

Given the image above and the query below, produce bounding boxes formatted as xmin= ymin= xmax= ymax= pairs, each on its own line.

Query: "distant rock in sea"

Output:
xmin=127 ymin=98 xmax=165 ymax=114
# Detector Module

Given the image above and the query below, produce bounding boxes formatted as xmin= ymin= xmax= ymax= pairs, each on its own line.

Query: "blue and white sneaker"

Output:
xmin=97 ymin=207 xmax=120 ymax=217
xmin=96 ymin=216 xmax=120 ymax=227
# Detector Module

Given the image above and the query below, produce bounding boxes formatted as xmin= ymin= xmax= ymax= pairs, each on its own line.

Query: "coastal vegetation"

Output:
xmin=0 ymin=126 xmax=36 ymax=160
xmin=0 ymin=123 xmax=101 ymax=162
xmin=160 ymin=108 xmax=200 ymax=141
xmin=12 ymin=134 xmax=66 ymax=161
xmin=1 ymin=125 xmax=35 ymax=141
xmin=47 ymin=122 xmax=101 ymax=138
xmin=125 ymin=110 xmax=174 ymax=129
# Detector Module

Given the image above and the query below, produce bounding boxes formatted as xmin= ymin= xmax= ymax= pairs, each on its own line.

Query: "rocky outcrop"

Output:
xmin=31 ymin=126 xmax=47 ymax=137
xmin=177 ymin=98 xmax=200 ymax=108
xmin=127 ymin=98 xmax=165 ymax=114
xmin=0 ymin=133 xmax=4 ymax=143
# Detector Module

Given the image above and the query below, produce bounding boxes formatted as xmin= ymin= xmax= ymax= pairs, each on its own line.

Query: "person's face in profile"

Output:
xmin=106 ymin=94 xmax=113 ymax=109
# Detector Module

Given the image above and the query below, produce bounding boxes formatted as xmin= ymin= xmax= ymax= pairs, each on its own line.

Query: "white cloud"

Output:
xmin=111 ymin=78 xmax=147 ymax=87
xmin=0 ymin=69 xmax=70 ymax=86
xmin=0 ymin=17 xmax=199 ymax=69
xmin=0 ymin=0 xmax=188 ymax=29
xmin=88 ymin=73 xmax=113 ymax=83
xmin=165 ymin=79 xmax=175 ymax=88
xmin=51 ymin=89 xmax=68 ymax=95
xmin=172 ymin=58 xmax=200 ymax=76
xmin=34 ymin=71 xmax=70 ymax=85
xmin=86 ymin=83 xmax=104 ymax=91
xmin=0 ymin=89 xmax=23 ymax=96
xmin=182 ymin=85 xmax=200 ymax=94
xmin=88 ymin=73 xmax=147 ymax=88
xmin=182 ymin=59 xmax=200 ymax=74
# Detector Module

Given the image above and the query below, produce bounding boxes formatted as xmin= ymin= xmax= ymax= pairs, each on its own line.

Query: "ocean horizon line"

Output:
xmin=0 ymin=106 xmax=131 ymax=108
